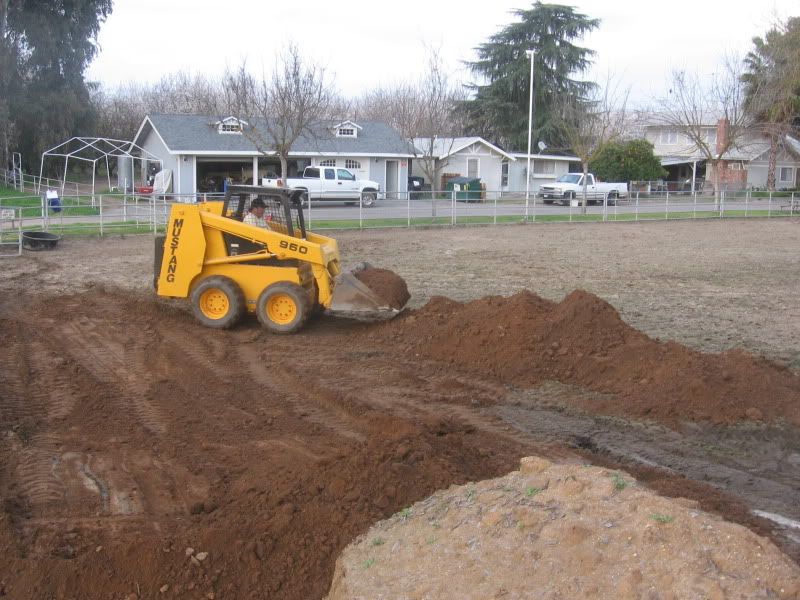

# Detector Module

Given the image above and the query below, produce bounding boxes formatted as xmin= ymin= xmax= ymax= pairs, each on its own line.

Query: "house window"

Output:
xmin=533 ymin=161 xmax=555 ymax=174
xmin=319 ymin=159 xmax=336 ymax=167
xmin=501 ymin=162 xmax=509 ymax=187
xmin=660 ymin=129 xmax=678 ymax=144
xmin=218 ymin=120 xmax=243 ymax=134
xmin=705 ymin=128 xmax=717 ymax=144
xmin=729 ymin=162 xmax=743 ymax=171
xmin=338 ymin=128 xmax=355 ymax=137
xmin=345 ymin=159 xmax=361 ymax=170
xmin=467 ymin=158 xmax=479 ymax=178
xmin=779 ymin=167 xmax=793 ymax=183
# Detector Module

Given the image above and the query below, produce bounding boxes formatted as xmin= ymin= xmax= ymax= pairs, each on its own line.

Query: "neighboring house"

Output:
xmin=410 ymin=137 xmax=516 ymax=192
xmin=643 ymin=119 xmax=800 ymax=191
xmin=131 ymin=115 xmax=416 ymax=196
xmin=506 ymin=153 xmax=582 ymax=194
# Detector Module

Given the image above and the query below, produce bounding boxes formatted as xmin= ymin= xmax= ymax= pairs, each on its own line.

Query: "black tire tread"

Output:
xmin=190 ymin=275 xmax=245 ymax=329
xmin=256 ymin=282 xmax=310 ymax=334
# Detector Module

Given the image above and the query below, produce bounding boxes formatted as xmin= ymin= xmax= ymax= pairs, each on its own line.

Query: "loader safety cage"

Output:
xmin=222 ymin=185 xmax=307 ymax=239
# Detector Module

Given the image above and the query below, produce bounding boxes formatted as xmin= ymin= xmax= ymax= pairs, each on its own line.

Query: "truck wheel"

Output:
xmin=361 ymin=190 xmax=377 ymax=207
xmin=543 ymin=199 xmax=554 ymax=205
xmin=607 ymin=191 xmax=618 ymax=206
xmin=190 ymin=276 xmax=245 ymax=329
xmin=256 ymin=282 xmax=310 ymax=334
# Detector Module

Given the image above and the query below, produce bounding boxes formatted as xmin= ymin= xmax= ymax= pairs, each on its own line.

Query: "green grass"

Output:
xmin=650 ymin=514 xmax=674 ymax=523
xmin=5 ymin=222 xmax=163 ymax=238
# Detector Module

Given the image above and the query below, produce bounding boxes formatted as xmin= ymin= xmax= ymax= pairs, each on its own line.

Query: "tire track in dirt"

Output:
xmin=58 ymin=319 xmax=167 ymax=436
xmin=0 ymin=319 xmax=37 ymax=423
xmin=237 ymin=345 xmax=366 ymax=443
xmin=13 ymin=434 xmax=67 ymax=512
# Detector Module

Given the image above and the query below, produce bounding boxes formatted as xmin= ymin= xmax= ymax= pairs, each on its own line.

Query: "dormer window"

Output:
xmin=217 ymin=117 xmax=246 ymax=135
xmin=333 ymin=120 xmax=361 ymax=138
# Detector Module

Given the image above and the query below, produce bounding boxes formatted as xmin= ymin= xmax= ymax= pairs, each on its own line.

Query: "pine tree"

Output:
xmin=461 ymin=2 xmax=599 ymax=151
xmin=742 ymin=17 xmax=800 ymax=190
xmin=1 ymin=0 xmax=113 ymax=172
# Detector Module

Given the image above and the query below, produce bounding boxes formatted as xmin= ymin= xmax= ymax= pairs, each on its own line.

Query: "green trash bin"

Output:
xmin=445 ymin=176 xmax=482 ymax=202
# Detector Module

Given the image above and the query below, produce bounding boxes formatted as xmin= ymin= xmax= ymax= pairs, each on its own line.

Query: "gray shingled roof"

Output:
xmin=142 ymin=114 xmax=415 ymax=156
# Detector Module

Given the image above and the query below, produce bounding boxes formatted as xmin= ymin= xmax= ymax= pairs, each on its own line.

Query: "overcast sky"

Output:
xmin=86 ymin=0 xmax=798 ymax=107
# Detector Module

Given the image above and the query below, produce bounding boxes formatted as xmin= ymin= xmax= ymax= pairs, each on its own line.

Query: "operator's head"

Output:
xmin=250 ymin=197 xmax=266 ymax=217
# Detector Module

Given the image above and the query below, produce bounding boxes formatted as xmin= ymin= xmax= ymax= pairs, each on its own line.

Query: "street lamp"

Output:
xmin=525 ymin=49 xmax=535 ymax=220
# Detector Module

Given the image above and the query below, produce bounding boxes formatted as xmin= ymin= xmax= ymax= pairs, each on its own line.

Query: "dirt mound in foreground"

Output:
xmin=327 ymin=457 xmax=800 ymax=599
xmin=379 ymin=290 xmax=800 ymax=426
xmin=354 ymin=267 xmax=410 ymax=310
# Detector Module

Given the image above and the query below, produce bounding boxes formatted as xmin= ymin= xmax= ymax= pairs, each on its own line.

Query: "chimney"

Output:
xmin=716 ymin=118 xmax=729 ymax=155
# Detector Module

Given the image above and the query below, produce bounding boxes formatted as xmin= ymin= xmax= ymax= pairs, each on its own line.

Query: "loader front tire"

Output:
xmin=191 ymin=276 xmax=245 ymax=329
xmin=257 ymin=282 xmax=309 ymax=334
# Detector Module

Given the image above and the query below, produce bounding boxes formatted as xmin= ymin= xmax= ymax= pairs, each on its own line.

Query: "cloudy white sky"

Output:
xmin=86 ymin=0 xmax=798 ymax=106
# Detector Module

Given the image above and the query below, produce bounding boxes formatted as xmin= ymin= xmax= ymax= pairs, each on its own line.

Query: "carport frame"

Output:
xmin=38 ymin=137 xmax=161 ymax=196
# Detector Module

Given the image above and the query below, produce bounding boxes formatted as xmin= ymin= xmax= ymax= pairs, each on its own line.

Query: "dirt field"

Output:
xmin=1 ymin=219 xmax=799 ymax=599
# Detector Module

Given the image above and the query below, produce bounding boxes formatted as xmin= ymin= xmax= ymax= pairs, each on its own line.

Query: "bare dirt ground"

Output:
xmin=1 ymin=219 xmax=799 ymax=599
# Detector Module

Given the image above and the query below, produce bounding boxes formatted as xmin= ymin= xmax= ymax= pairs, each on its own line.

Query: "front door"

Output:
xmin=385 ymin=160 xmax=398 ymax=199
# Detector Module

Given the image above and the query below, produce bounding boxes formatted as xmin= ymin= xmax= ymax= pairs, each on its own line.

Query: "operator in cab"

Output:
xmin=243 ymin=197 xmax=272 ymax=229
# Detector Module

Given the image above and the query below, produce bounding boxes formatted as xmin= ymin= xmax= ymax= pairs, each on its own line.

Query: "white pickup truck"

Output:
xmin=263 ymin=166 xmax=381 ymax=206
xmin=539 ymin=173 xmax=628 ymax=205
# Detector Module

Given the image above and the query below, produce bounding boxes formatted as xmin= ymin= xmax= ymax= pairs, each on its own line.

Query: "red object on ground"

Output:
xmin=134 ymin=186 xmax=154 ymax=194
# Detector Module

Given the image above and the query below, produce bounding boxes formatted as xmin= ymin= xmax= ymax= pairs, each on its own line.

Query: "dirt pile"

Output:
xmin=327 ymin=456 xmax=800 ymax=600
xmin=378 ymin=290 xmax=800 ymax=426
xmin=0 ymin=289 xmax=529 ymax=599
xmin=353 ymin=267 xmax=410 ymax=310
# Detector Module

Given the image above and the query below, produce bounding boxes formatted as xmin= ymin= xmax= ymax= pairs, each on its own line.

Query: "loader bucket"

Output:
xmin=327 ymin=272 xmax=400 ymax=320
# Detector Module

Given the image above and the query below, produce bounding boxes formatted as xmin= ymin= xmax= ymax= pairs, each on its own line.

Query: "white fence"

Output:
xmin=1 ymin=168 xmax=798 ymax=246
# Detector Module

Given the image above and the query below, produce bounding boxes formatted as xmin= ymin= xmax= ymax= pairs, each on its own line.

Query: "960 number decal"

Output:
xmin=279 ymin=240 xmax=308 ymax=254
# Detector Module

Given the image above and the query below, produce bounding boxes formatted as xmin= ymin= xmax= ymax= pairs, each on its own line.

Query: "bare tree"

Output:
xmin=355 ymin=47 xmax=465 ymax=191
xmin=223 ymin=44 xmax=336 ymax=184
xmin=558 ymin=78 xmax=628 ymax=214
xmin=93 ymin=71 xmax=227 ymax=141
xmin=656 ymin=56 xmax=752 ymax=203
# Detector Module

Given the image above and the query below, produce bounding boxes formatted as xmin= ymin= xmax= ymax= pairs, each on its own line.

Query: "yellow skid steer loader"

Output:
xmin=154 ymin=185 xmax=399 ymax=333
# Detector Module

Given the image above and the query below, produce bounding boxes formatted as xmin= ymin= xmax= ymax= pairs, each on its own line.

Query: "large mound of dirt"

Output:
xmin=354 ymin=267 xmax=410 ymax=310
xmin=378 ymin=290 xmax=800 ymax=426
xmin=327 ymin=456 xmax=800 ymax=599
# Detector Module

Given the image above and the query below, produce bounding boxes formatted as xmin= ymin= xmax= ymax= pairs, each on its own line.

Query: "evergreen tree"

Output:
xmin=590 ymin=139 xmax=666 ymax=183
xmin=1 ymin=0 xmax=113 ymax=172
xmin=461 ymin=2 xmax=599 ymax=151
xmin=742 ymin=17 xmax=800 ymax=190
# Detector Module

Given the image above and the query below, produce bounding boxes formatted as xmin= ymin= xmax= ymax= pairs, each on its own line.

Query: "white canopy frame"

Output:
xmin=38 ymin=137 xmax=161 ymax=196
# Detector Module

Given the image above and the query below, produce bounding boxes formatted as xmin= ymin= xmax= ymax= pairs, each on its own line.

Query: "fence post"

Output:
xmin=745 ymin=190 xmax=749 ymax=218
xmin=493 ymin=194 xmax=497 ymax=225
xmin=768 ymin=192 xmax=772 ymax=217
xmin=636 ymin=192 xmax=639 ymax=221
xmin=451 ymin=190 xmax=456 ymax=226
xmin=99 ymin=195 xmax=104 ymax=236
xmin=407 ymin=192 xmax=411 ymax=228
xmin=665 ymin=193 xmax=669 ymax=220
xmin=720 ymin=190 xmax=725 ymax=218
xmin=359 ymin=192 xmax=363 ymax=229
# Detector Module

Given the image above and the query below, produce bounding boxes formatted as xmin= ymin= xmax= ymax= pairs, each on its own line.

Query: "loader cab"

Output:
xmin=222 ymin=185 xmax=307 ymax=239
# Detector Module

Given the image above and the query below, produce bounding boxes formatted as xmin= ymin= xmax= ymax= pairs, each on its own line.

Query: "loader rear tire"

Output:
xmin=256 ymin=282 xmax=310 ymax=334
xmin=191 ymin=276 xmax=245 ymax=329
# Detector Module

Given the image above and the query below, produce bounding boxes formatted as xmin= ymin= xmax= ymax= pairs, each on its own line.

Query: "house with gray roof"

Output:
xmin=131 ymin=114 xmax=416 ymax=196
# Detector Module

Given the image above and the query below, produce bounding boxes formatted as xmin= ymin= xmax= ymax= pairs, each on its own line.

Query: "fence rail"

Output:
xmin=1 ymin=174 xmax=797 ymax=246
